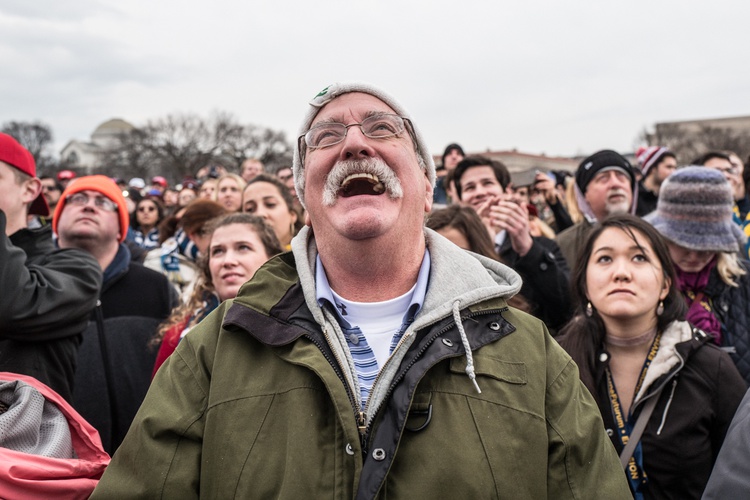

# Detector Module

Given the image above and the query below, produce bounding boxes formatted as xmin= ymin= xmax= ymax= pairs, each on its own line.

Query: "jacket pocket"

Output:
xmin=449 ymin=355 xmax=527 ymax=385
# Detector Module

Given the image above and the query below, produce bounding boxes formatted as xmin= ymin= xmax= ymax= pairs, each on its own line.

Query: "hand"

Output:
xmin=534 ymin=172 xmax=558 ymax=205
xmin=480 ymin=197 xmax=534 ymax=257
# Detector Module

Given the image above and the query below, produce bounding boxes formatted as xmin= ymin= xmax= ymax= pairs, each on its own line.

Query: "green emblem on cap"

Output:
xmin=315 ymin=86 xmax=331 ymax=98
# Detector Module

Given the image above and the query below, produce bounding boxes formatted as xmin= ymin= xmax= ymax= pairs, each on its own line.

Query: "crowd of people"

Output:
xmin=2 ymin=81 xmax=750 ymax=498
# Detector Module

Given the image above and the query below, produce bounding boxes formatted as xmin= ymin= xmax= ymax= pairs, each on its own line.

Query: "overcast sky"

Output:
xmin=2 ymin=0 xmax=748 ymax=161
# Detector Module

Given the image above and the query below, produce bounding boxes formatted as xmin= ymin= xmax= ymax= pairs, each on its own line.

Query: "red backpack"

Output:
xmin=0 ymin=372 xmax=110 ymax=499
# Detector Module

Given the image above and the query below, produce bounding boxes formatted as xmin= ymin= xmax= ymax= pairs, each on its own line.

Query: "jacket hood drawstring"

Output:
xmin=452 ymin=300 xmax=482 ymax=394
xmin=656 ymin=378 xmax=678 ymax=435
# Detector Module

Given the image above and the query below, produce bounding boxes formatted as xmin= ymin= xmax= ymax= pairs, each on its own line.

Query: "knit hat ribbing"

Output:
xmin=440 ymin=143 xmax=465 ymax=169
xmin=644 ymin=166 xmax=746 ymax=253
xmin=636 ymin=146 xmax=671 ymax=177
xmin=53 ymin=175 xmax=130 ymax=242
xmin=575 ymin=149 xmax=636 ymax=194
xmin=291 ymin=82 xmax=436 ymax=209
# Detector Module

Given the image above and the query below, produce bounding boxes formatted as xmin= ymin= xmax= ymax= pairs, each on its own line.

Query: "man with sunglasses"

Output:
xmin=0 ymin=133 xmax=101 ymax=402
xmin=54 ymin=175 xmax=177 ymax=453
xmin=95 ymin=83 xmax=628 ymax=498
xmin=39 ymin=175 xmax=64 ymax=213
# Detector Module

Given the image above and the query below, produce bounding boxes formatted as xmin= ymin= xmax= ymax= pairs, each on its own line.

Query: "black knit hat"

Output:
xmin=575 ymin=150 xmax=636 ymax=193
xmin=441 ymin=143 xmax=465 ymax=168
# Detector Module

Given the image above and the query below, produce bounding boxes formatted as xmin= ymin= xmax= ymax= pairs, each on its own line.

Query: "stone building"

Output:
xmin=60 ymin=118 xmax=135 ymax=174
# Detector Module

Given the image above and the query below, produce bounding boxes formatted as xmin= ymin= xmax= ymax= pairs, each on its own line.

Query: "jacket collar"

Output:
xmin=633 ymin=321 xmax=711 ymax=405
xmin=102 ymin=243 xmax=131 ymax=286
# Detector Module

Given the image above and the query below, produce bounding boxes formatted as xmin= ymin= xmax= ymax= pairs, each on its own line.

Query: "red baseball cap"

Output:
xmin=0 ymin=133 xmax=49 ymax=216
xmin=151 ymin=176 xmax=167 ymax=187
xmin=57 ymin=170 xmax=77 ymax=181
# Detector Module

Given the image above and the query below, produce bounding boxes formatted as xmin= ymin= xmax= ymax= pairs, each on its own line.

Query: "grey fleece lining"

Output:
xmin=291 ymin=226 xmax=522 ymax=424
xmin=0 ymin=379 xmax=74 ymax=458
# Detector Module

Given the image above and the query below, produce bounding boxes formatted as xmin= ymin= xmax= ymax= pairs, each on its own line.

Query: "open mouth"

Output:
xmin=339 ymin=173 xmax=386 ymax=198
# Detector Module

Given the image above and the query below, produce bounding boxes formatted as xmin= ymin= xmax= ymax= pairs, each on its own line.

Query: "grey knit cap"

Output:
xmin=291 ymin=82 xmax=436 ymax=209
xmin=644 ymin=166 xmax=746 ymax=253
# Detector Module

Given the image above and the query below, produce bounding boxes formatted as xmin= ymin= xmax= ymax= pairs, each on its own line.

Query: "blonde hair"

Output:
xmin=717 ymin=252 xmax=747 ymax=287
xmin=213 ymin=174 xmax=247 ymax=201
xmin=565 ymin=177 xmax=584 ymax=224
xmin=529 ymin=215 xmax=556 ymax=239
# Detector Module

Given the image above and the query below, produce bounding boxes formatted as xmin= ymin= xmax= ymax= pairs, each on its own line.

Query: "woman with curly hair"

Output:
xmin=152 ymin=213 xmax=282 ymax=375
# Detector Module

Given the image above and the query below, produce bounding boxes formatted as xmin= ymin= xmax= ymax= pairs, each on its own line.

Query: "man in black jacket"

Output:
xmin=54 ymin=175 xmax=178 ymax=453
xmin=0 ymin=133 xmax=101 ymax=402
xmin=452 ymin=156 xmax=572 ymax=332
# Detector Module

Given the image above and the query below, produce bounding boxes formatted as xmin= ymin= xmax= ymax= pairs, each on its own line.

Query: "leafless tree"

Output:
xmin=638 ymin=124 xmax=750 ymax=164
xmin=100 ymin=111 xmax=292 ymax=182
xmin=1 ymin=120 xmax=58 ymax=172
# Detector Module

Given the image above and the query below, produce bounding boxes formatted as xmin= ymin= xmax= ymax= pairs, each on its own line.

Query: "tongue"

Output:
xmin=340 ymin=178 xmax=385 ymax=197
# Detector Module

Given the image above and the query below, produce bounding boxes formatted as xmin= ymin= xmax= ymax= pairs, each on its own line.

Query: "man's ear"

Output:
xmin=304 ymin=211 xmax=312 ymax=227
xmin=424 ymin=173 xmax=433 ymax=213
xmin=21 ymin=177 xmax=42 ymax=205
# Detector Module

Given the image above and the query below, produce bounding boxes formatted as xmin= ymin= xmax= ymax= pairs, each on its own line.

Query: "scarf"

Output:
xmin=159 ymin=229 xmax=200 ymax=284
xmin=674 ymin=257 xmax=722 ymax=344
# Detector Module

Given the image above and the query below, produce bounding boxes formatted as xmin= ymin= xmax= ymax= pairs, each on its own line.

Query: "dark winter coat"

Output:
xmin=72 ymin=244 xmax=177 ymax=454
xmin=703 ymin=261 xmax=750 ymax=385
xmin=0 ymin=210 xmax=101 ymax=401
xmin=559 ymin=321 xmax=746 ymax=499
xmin=497 ymin=235 xmax=572 ymax=332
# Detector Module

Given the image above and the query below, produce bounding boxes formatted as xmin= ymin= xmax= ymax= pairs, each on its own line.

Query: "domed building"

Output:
xmin=60 ymin=118 xmax=135 ymax=173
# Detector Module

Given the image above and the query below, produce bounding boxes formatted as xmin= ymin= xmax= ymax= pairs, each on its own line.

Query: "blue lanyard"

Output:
xmin=606 ymin=333 xmax=661 ymax=500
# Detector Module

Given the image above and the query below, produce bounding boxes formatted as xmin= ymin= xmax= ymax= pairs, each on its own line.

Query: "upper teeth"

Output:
xmin=342 ymin=173 xmax=380 ymax=186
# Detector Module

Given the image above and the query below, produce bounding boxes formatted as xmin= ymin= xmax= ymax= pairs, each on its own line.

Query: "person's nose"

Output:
xmin=254 ymin=206 xmax=269 ymax=220
xmin=222 ymin=250 xmax=238 ymax=267
xmin=339 ymin=124 xmax=377 ymax=162
xmin=613 ymin=259 xmax=631 ymax=281
xmin=609 ymin=173 xmax=629 ymax=190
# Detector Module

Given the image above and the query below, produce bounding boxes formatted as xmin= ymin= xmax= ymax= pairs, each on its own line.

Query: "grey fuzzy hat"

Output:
xmin=291 ymin=82 xmax=436 ymax=209
xmin=644 ymin=166 xmax=746 ymax=253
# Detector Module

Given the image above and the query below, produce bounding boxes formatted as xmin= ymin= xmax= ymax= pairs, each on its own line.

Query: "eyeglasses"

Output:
xmin=66 ymin=192 xmax=119 ymax=212
xmin=301 ymin=113 xmax=410 ymax=151
xmin=42 ymin=185 xmax=60 ymax=192
xmin=714 ymin=166 xmax=740 ymax=176
xmin=138 ymin=205 xmax=157 ymax=213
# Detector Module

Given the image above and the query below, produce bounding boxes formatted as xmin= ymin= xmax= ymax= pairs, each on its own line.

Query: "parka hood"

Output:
xmin=290 ymin=225 xmax=523 ymax=333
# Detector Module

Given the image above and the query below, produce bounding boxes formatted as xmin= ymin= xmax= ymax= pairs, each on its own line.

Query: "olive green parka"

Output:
xmin=93 ymin=228 xmax=630 ymax=499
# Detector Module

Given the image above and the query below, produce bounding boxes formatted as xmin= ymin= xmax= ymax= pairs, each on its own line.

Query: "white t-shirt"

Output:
xmin=330 ymin=284 xmax=416 ymax=369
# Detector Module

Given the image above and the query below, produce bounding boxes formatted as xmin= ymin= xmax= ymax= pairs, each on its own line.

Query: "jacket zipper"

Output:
xmin=358 ymin=307 xmax=508 ymax=453
xmin=631 ymin=346 xmax=685 ymax=414
xmin=303 ymin=327 xmax=360 ymax=422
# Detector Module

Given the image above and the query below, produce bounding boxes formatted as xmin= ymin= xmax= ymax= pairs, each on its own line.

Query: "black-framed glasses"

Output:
xmin=66 ymin=192 xmax=118 ymax=212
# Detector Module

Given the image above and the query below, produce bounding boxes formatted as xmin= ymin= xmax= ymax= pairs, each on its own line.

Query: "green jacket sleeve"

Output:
xmin=544 ymin=336 xmax=632 ymax=499
xmin=90 ymin=313 xmax=217 ymax=499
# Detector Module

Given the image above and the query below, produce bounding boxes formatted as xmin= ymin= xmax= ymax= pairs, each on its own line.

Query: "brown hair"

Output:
xmin=244 ymin=173 xmax=304 ymax=235
xmin=426 ymin=205 xmax=531 ymax=313
xmin=557 ymin=214 xmax=687 ymax=392
xmin=154 ymin=213 xmax=282 ymax=343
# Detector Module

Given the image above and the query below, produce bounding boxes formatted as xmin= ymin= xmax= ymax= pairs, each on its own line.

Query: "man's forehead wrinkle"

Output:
xmin=312 ymin=109 xmax=391 ymax=126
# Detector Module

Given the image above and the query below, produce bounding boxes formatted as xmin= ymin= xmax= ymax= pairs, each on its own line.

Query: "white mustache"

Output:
xmin=607 ymin=188 xmax=628 ymax=199
xmin=322 ymin=158 xmax=403 ymax=206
